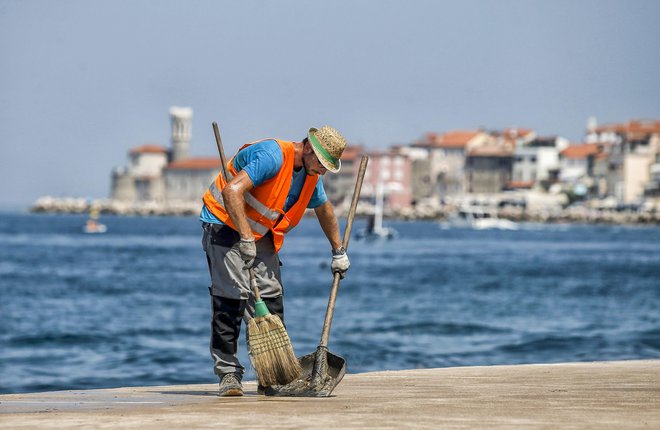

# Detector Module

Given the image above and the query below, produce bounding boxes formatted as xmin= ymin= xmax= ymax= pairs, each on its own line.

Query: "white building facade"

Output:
xmin=111 ymin=107 xmax=222 ymax=204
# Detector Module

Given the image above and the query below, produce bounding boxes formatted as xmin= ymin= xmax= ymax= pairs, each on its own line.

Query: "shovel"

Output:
xmin=268 ymin=155 xmax=369 ymax=397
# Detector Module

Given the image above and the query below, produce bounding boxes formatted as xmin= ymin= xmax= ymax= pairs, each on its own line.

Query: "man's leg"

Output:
xmin=210 ymin=293 xmax=246 ymax=377
xmin=209 ymin=292 xmax=246 ymax=396
xmin=203 ymin=222 xmax=249 ymax=396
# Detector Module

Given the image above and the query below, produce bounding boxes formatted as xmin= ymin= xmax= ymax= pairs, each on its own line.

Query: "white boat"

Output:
xmin=356 ymin=182 xmax=397 ymax=240
xmin=82 ymin=208 xmax=107 ymax=234
xmin=83 ymin=219 xmax=107 ymax=234
xmin=444 ymin=204 xmax=518 ymax=231
xmin=356 ymin=215 xmax=397 ymax=240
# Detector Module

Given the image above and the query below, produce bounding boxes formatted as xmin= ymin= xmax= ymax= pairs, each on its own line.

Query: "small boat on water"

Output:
xmin=443 ymin=204 xmax=519 ymax=231
xmin=83 ymin=219 xmax=107 ymax=234
xmin=356 ymin=214 xmax=397 ymax=240
xmin=82 ymin=208 xmax=107 ymax=234
xmin=356 ymin=182 xmax=397 ymax=240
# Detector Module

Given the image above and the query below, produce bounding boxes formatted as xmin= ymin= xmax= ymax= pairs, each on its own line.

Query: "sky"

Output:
xmin=1 ymin=0 xmax=659 ymax=209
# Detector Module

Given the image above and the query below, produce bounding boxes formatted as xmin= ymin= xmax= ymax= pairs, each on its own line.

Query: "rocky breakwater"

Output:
xmin=30 ymin=196 xmax=202 ymax=217
xmin=365 ymin=201 xmax=660 ymax=225
xmin=29 ymin=196 xmax=660 ymax=225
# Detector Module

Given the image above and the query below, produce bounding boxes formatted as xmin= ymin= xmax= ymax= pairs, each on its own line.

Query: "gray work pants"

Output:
xmin=201 ymin=222 xmax=284 ymax=378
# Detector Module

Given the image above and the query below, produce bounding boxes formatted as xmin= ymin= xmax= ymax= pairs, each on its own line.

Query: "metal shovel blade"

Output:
xmin=266 ymin=346 xmax=346 ymax=397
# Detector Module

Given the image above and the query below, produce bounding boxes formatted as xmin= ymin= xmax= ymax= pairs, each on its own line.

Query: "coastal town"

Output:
xmin=31 ymin=107 xmax=660 ymax=225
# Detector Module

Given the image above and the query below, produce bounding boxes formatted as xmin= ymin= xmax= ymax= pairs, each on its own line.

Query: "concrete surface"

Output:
xmin=1 ymin=360 xmax=659 ymax=429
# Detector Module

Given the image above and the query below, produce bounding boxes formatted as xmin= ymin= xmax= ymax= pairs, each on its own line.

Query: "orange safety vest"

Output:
xmin=202 ymin=139 xmax=319 ymax=252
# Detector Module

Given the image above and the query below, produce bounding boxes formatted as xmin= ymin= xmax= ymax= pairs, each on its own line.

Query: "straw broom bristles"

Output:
xmin=246 ymin=268 xmax=302 ymax=386
xmin=247 ymin=313 xmax=302 ymax=386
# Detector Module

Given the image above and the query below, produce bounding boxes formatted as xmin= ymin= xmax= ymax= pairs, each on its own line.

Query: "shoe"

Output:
xmin=218 ymin=373 xmax=243 ymax=397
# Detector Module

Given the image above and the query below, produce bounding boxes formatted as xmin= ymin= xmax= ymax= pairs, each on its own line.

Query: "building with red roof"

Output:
xmin=585 ymin=118 xmax=660 ymax=202
xmin=164 ymin=157 xmax=222 ymax=202
xmin=111 ymin=107 xmax=222 ymax=203
xmin=361 ymin=148 xmax=412 ymax=210
xmin=411 ymin=130 xmax=493 ymax=199
xmin=465 ymin=141 xmax=514 ymax=194
xmin=559 ymin=143 xmax=603 ymax=183
xmin=510 ymin=135 xmax=569 ymax=192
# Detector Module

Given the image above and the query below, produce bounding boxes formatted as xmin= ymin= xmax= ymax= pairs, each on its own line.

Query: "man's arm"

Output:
xmin=222 ymin=170 xmax=256 ymax=241
xmin=314 ymin=201 xmax=342 ymax=251
xmin=315 ymin=200 xmax=350 ymax=278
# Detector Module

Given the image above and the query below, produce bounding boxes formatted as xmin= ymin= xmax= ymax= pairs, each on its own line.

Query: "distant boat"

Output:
xmin=356 ymin=182 xmax=397 ymax=240
xmin=82 ymin=208 xmax=107 ymax=234
xmin=443 ymin=204 xmax=519 ymax=231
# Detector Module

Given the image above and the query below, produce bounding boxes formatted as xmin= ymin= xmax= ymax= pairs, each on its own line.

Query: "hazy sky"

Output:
xmin=1 ymin=0 xmax=659 ymax=208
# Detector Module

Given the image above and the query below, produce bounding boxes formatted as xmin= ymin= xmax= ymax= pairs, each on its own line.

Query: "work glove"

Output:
xmin=331 ymin=247 xmax=350 ymax=279
xmin=238 ymin=238 xmax=257 ymax=269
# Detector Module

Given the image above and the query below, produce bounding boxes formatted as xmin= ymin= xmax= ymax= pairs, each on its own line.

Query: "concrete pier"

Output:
xmin=1 ymin=360 xmax=658 ymax=429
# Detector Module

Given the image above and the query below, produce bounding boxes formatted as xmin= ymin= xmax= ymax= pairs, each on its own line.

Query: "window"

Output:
xmin=381 ymin=170 xmax=390 ymax=180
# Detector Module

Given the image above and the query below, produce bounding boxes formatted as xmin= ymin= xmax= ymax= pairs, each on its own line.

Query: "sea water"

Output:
xmin=1 ymin=213 xmax=659 ymax=393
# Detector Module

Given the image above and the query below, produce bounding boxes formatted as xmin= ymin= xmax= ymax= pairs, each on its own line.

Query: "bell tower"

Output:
xmin=169 ymin=106 xmax=193 ymax=162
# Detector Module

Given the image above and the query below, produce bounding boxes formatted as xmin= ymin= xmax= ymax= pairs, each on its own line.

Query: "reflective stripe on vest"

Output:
xmin=207 ymin=180 xmax=271 ymax=236
xmin=208 ymin=178 xmax=283 ymax=235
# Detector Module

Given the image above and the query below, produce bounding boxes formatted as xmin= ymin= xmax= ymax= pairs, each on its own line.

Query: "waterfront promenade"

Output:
xmin=1 ymin=360 xmax=658 ymax=429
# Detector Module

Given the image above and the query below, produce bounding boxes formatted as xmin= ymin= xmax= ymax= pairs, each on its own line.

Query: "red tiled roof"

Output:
xmin=595 ymin=124 xmax=627 ymax=134
xmin=412 ymin=130 xmax=481 ymax=148
xmin=560 ymin=143 xmax=601 ymax=159
xmin=629 ymin=120 xmax=660 ymax=133
xmin=130 ymin=144 xmax=168 ymax=155
xmin=595 ymin=120 xmax=660 ymax=135
xmin=507 ymin=181 xmax=534 ymax=189
xmin=439 ymin=130 xmax=480 ymax=148
xmin=166 ymin=157 xmax=221 ymax=170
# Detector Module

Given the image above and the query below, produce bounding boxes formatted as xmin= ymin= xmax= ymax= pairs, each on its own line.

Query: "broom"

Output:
xmin=211 ymin=122 xmax=301 ymax=387
xmin=246 ymin=267 xmax=302 ymax=386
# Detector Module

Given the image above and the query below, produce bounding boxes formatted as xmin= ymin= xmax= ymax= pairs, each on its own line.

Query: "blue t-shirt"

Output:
xmin=200 ymin=139 xmax=327 ymax=224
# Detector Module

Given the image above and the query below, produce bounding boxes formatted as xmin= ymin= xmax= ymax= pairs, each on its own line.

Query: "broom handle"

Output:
xmin=212 ymin=122 xmax=261 ymax=304
xmin=319 ymin=155 xmax=369 ymax=348
xmin=249 ymin=267 xmax=261 ymax=301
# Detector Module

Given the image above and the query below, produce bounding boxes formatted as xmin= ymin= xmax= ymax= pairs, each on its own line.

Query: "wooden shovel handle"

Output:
xmin=319 ymin=155 xmax=369 ymax=348
xmin=212 ymin=122 xmax=232 ymax=182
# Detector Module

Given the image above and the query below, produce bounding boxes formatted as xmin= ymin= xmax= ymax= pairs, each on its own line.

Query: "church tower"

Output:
xmin=587 ymin=116 xmax=598 ymax=134
xmin=169 ymin=106 xmax=193 ymax=162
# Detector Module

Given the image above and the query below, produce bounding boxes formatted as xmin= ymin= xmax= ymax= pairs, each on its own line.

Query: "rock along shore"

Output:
xmin=1 ymin=360 xmax=658 ymax=429
xmin=28 ymin=196 xmax=660 ymax=225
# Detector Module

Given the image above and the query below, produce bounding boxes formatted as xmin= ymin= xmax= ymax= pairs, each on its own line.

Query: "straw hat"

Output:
xmin=307 ymin=126 xmax=347 ymax=173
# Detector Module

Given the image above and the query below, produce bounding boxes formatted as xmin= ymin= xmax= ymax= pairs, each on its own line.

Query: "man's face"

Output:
xmin=303 ymin=143 xmax=328 ymax=176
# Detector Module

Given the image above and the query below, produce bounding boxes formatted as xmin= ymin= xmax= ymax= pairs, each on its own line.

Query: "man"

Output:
xmin=200 ymin=125 xmax=351 ymax=396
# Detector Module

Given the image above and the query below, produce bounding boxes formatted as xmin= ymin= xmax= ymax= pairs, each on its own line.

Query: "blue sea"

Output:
xmin=1 ymin=212 xmax=659 ymax=394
